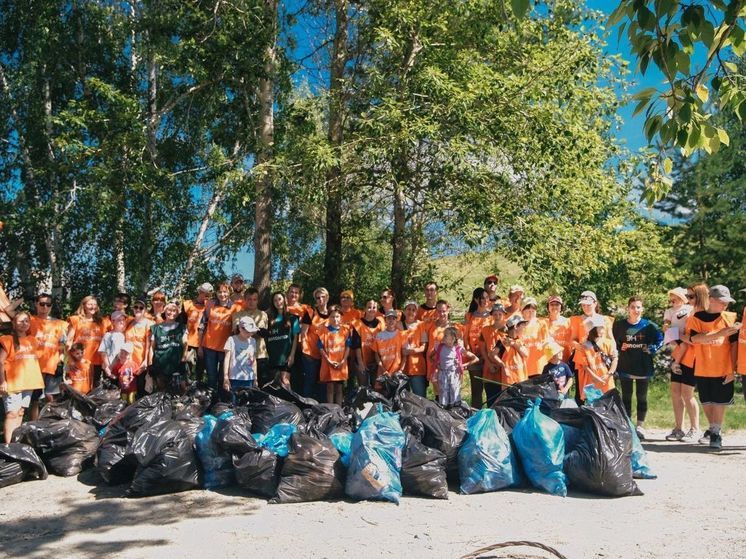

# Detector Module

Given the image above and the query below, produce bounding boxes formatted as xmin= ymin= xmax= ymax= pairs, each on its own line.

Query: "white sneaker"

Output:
xmin=682 ymin=428 xmax=700 ymax=442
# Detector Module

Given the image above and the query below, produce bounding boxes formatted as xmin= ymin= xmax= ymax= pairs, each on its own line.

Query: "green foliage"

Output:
xmin=610 ymin=0 xmax=746 ymax=200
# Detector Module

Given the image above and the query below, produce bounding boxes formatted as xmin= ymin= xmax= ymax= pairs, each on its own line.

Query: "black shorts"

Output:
xmin=671 ymin=364 xmax=696 ymax=387
xmin=696 ymin=376 xmax=735 ymax=406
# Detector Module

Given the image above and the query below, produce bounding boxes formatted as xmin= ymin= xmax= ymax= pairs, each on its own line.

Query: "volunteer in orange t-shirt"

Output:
xmin=521 ymin=297 xmax=550 ymax=377
xmin=28 ymin=293 xmax=67 ymax=418
xmin=543 ymin=295 xmax=571 ymax=363
xmin=300 ymin=287 xmax=330 ymax=400
xmin=483 ymin=274 xmax=502 ymax=309
xmin=183 ymin=282 xmax=212 ymax=382
xmin=199 ymin=283 xmax=239 ymax=395
xmin=491 ymin=314 xmax=530 ymax=388
xmin=66 ymin=295 xmax=106 ymax=387
xmin=504 ymin=285 xmax=525 ymax=318
xmin=480 ymin=304 xmax=508 ymax=406
xmin=402 ymin=300 xmax=428 ymax=397
xmin=0 ymin=312 xmax=44 ymax=443
xmin=737 ymin=289 xmax=746 ymax=400
xmin=65 ymin=342 xmax=92 ymax=396
xmin=464 ymin=288 xmax=492 ymax=409
xmin=339 ymin=289 xmax=361 ymax=325
xmin=374 ymin=310 xmax=407 ymax=380
xmin=126 ymin=299 xmax=155 ymax=395
xmin=686 ymin=285 xmax=741 ymax=450
xmin=378 ymin=288 xmax=402 ymax=323
xmin=351 ymin=300 xmax=384 ymax=387
xmin=574 ymin=316 xmax=618 ymax=401
xmin=317 ymin=306 xmax=351 ymax=405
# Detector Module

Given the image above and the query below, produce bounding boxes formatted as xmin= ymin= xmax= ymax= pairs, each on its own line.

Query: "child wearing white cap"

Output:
xmin=223 ymin=316 xmax=259 ymax=401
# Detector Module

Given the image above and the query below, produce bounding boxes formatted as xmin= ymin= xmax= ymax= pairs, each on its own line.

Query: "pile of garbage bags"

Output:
xmin=3 ymin=374 xmax=653 ymax=501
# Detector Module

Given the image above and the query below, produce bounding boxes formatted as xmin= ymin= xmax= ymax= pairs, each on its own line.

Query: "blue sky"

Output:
xmin=227 ymin=1 xmax=660 ymax=281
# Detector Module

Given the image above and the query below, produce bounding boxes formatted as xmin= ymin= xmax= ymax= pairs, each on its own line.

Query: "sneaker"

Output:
xmin=698 ymin=429 xmax=712 ymax=444
xmin=665 ymin=428 xmax=685 ymax=441
xmin=709 ymin=433 xmax=722 ymax=450
xmin=681 ymin=428 xmax=700 ymax=442
xmin=636 ymin=426 xmax=647 ymax=441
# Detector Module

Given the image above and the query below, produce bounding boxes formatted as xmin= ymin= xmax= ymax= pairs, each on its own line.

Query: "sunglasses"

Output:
xmin=686 ymin=294 xmax=695 ymax=299
xmin=37 ymin=302 xmax=52 ymax=307
xmin=485 ymin=281 xmax=497 ymax=285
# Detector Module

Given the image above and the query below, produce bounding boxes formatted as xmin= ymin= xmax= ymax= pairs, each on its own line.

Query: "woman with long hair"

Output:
xmin=66 ymin=295 xmax=106 ymax=387
xmin=0 ymin=312 xmax=44 ymax=442
xmin=300 ymin=287 xmax=330 ymax=399
xmin=464 ymin=287 xmax=492 ymax=408
xmin=199 ymin=282 xmax=239 ymax=397
xmin=263 ymin=291 xmax=301 ymax=388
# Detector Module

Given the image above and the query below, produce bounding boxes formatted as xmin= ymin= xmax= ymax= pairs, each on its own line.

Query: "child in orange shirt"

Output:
xmin=318 ymin=306 xmax=351 ymax=405
xmin=65 ymin=342 xmax=93 ymax=394
xmin=575 ymin=318 xmax=618 ymax=401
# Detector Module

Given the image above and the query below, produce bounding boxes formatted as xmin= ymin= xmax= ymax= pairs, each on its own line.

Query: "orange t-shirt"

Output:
xmin=301 ymin=309 xmax=329 ymax=359
xmin=463 ymin=311 xmax=492 ymax=355
xmin=501 ymin=342 xmax=528 ymax=386
xmin=68 ymin=315 xmax=106 ymax=365
xmin=67 ymin=357 xmax=93 ymax=394
xmin=403 ymin=321 xmax=427 ymax=377
xmin=570 ymin=314 xmax=615 ymax=366
xmin=29 ymin=316 xmax=67 ymax=374
xmin=415 ymin=304 xmax=438 ymax=323
xmin=686 ymin=311 xmax=737 ymax=378
xmin=341 ymin=308 xmax=362 ymax=325
xmin=374 ymin=330 xmax=406 ymax=374
xmin=543 ymin=316 xmax=572 ymax=362
xmin=575 ymin=338 xmax=616 ymax=397
xmin=203 ymin=304 xmax=237 ymax=352
xmin=0 ymin=335 xmax=44 ymax=393
xmin=737 ymin=309 xmax=746 ymax=375
xmin=480 ymin=326 xmax=504 ymax=381
xmin=318 ymin=325 xmax=351 ymax=382
xmin=125 ymin=319 xmax=153 ymax=367
xmin=287 ymin=303 xmax=310 ymax=320
xmin=424 ymin=322 xmax=463 ymax=381
xmin=523 ymin=319 xmax=550 ymax=376
xmin=183 ymin=299 xmax=206 ymax=348
xmin=353 ymin=317 xmax=384 ymax=369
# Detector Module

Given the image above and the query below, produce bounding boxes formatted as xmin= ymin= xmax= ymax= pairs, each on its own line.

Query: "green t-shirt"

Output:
xmin=264 ymin=314 xmax=300 ymax=368
xmin=151 ymin=322 xmax=186 ymax=376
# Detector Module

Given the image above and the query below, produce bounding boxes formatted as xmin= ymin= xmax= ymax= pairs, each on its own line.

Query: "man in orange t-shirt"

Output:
xmin=687 ymin=285 xmax=740 ymax=449
xmin=183 ymin=282 xmax=212 ymax=382
xmin=28 ymin=294 xmax=67 ymax=419
xmin=416 ymin=282 xmax=439 ymax=323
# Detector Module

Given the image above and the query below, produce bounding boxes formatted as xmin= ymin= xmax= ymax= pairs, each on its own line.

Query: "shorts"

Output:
xmin=696 ymin=376 xmax=735 ymax=406
xmin=44 ymin=374 xmax=63 ymax=395
xmin=671 ymin=364 xmax=696 ymax=387
xmin=3 ymin=390 xmax=33 ymax=412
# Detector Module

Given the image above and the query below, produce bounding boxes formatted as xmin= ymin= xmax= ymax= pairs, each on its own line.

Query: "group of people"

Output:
xmin=1 ymin=273 xmax=744 ymax=449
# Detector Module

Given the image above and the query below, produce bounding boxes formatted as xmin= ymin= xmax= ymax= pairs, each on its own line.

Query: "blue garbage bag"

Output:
xmin=584 ymin=385 xmax=604 ymax=403
xmin=458 ymin=409 xmax=517 ymax=494
xmin=330 ymin=432 xmax=353 ymax=467
xmin=257 ymin=423 xmax=297 ymax=458
xmin=512 ymin=399 xmax=567 ymax=497
xmin=345 ymin=407 xmax=405 ymax=503
xmin=627 ymin=418 xmax=656 ymax=479
xmin=195 ymin=412 xmax=235 ymax=489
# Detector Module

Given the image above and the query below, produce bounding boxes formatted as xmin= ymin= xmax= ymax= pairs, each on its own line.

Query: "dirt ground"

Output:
xmin=1 ymin=429 xmax=745 ymax=559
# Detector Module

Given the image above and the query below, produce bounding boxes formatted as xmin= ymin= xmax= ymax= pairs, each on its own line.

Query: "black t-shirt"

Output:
xmin=612 ymin=318 xmax=663 ymax=378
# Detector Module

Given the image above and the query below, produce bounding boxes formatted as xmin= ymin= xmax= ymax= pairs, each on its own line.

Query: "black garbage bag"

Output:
xmin=563 ymin=390 xmax=641 ymax=497
xmin=0 ymin=460 xmax=24 ymax=488
xmin=349 ymin=386 xmax=393 ymax=412
xmin=272 ymin=432 xmax=344 ymax=503
xmin=262 ymin=380 xmax=319 ymax=410
xmin=38 ymin=383 xmax=96 ymax=421
xmin=0 ymin=443 xmax=48 ymax=481
xmin=97 ymin=392 xmax=172 ymax=484
xmin=241 ymin=390 xmax=304 ymax=435
xmin=176 ymin=382 xmax=217 ymax=417
xmin=492 ymin=380 xmax=561 ymax=434
xmin=395 ymin=390 xmax=466 ymax=482
xmin=301 ymin=404 xmax=351 ymax=438
xmin=233 ymin=447 xmax=280 ymax=498
xmin=401 ymin=433 xmax=448 ymax=499
xmin=127 ymin=417 xmax=202 ymax=497
xmin=12 ymin=419 xmax=99 ymax=476
xmin=375 ymin=372 xmax=410 ymax=400
xmin=214 ymin=413 xmax=254 ymax=455
xmin=446 ymin=401 xmax=475 ymax=421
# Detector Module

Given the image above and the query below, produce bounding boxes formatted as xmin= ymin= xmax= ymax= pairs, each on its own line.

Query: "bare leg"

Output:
xmin=4 ymin=410 xmax=24 ymax=443
xmin=681 ymin=384 xmax=700 ymax=431
xmin=670 ymin=382 xmax=684 ymax=431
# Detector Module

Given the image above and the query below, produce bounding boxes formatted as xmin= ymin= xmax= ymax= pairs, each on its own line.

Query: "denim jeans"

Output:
xmin=204 ymin=348 xmax=225 ymax=393
xmin=230 ymin=378 xmax=256 ymax=404
xmin=301 ymin=354 xmax=323 ymax=401
xmin=408 ymin=375 xmax=428 ymax=398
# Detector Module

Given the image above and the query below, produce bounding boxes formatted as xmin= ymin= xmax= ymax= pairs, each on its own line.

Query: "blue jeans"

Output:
xmin=408 ymin=375 xmax=428 ymax=398
xmin=203 ymin=348 xmax=225 ymax=392
xmin=301 ymin=355 xmax=323 ymax=402
xmin=230 ymin=378 xmax=256 ymax=404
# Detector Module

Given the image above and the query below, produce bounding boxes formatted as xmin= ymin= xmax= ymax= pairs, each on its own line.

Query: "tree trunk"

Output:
xmin=253 ymin=0 xmax=278 ymax=309
xmin=391 ymin=176 xmax=406 ymax=301
xmin=324 ymin=0 xmax=348 ymax=297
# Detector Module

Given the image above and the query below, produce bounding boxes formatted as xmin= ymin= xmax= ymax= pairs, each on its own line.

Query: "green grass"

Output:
xmin=443 ymin=375 xmax=746 ymax=431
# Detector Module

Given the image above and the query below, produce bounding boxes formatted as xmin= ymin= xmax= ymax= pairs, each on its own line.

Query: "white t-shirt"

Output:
xmin=98 ymin=332 xmax=126 ymax=364
xmin=223 ymin=335 xmax=257 ymax=381
xmin=664 ymin=304 xmax=692 ymax=339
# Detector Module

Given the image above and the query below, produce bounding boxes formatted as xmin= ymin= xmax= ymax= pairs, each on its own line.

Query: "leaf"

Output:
xmin=695 ymin=84 xmax=709 ymax=103
xmin=511 ymin=0 xmax=530 ymax=19
xmin=607 ymin=2 xmax=628 ymax=27
xmin=631 ymin=86 xmax=659 ymax=101
xmin=674 ymin=50 xmax=690 ymax=75
xmin=662 ymin=157 xmax=673 ymax=174
xmin=632 ymin=98 xmax=651 ymax=117
xmin=637 ymin=6 xmax=656 ymax=31
xmin=717 ymin=128 xmax=730 ymax=146
xmin=723 ymin=61 xmax=738 ymax=73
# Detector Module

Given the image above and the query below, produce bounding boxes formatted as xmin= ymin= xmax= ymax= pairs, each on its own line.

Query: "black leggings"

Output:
xmin=620 ymin=378 xmax=649 ymax=422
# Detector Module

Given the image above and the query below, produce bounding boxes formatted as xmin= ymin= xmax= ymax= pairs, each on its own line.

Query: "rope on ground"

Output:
xmin=459 ymin=540 xmax=568 ymax=559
